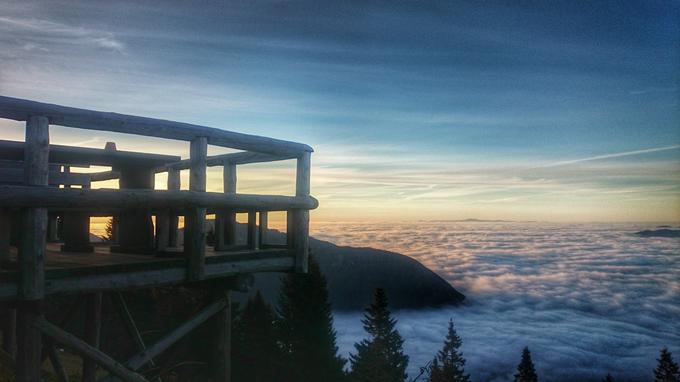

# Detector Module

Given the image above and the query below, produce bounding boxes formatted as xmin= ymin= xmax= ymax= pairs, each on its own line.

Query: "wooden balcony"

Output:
xmin=0 ymin=95 xmax=316 ymax=382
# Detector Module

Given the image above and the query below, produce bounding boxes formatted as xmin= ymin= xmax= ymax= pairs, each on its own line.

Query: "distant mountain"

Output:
xmin=229 ymin=226 xmax=466 ymax=311
xmin=635 ymin=229 xmax=680 ymax=238
xmin=423 ymin=218 xmax=531 ymax=223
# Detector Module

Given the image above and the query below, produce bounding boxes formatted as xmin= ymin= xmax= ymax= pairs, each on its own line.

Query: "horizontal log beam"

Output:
xmin=0 ymin=168 xmax=91 ymax=186
xmin=89 ymin=171 xmax=120 ymax=182
xmin=0 ymin=139 xmax=178 ymax=168
xmin=0 ymin=186 xmax=318 ymax=211
xmin=158 ymin=151 xmax=295 ymax=172
xmin=0 ymin=253 xmax=294 ymax=300
xmin=35 ymin=317 xmax=149 ymax=382
xmin=0 ymin=96 xmax=312 ymax=156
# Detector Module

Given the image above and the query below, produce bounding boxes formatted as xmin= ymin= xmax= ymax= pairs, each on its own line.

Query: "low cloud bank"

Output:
xmin=314 ymin=222 xmax=680 ymax=381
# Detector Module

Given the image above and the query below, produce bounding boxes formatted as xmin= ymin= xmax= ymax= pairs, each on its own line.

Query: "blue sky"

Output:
xmin=1 ymin=0 xmax=679 ymax=221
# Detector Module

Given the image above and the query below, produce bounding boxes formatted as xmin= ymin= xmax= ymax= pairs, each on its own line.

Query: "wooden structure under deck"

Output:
xmin=0 ymin=96 xmax=316 ymax=381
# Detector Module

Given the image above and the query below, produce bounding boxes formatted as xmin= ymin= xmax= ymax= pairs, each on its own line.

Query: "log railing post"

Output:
xmin=247 ymin=211 xmax=257 ymax=250
xmin=292 ymin=152 xmax=310 ymax=273
xmin=157 ymin=167 xmax=181 ymax=251
xmin=155 ymin=210 xmax=169 ymax=251
xmin=167 ymin=168 xmax=180 ymax=248
xmin=0 ymin=208 xmax=9 ymax=266
xmin=17 ymin=115 xmax=49 ymax=382
xmin=185 ymin=137 xmax=207 ymax=280
xmin=216 ymin=163 xmax=236 ymax=250
xmin=112 ymin=166 xmax=155 ymax=254
xmin=258 ymin=211 xmax=268 ymax=248
xmin=47 ymin=213 xmax=59 ymax=242
xmin=60 ymin=211 xmax=93 ymax=253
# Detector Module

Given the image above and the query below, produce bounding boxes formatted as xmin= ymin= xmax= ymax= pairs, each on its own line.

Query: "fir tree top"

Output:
xmin=514 ymin=346 xmax=538 ymax=382
xmin=350 ymin=288 xmax=409 ymax=382
xmin=602 ymin=373 xmax=615 ymax=382
xmin=655 ymin=347 xmax=679 ymax=382
xmin=362 ymin=288 xmax=398 ymax=339
xmin=429 ymin=319 xmax=469 ymax=382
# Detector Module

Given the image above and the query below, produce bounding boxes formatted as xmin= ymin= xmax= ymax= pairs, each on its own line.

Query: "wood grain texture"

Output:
xmin=0 ymin=186 xmax=319 ymax=211
xmin=0 ymin=96 xmax=312 ymax=156
xmin=186 ymin=137 xmax=207 ymax=280
xmin=20 ymin=116 xmax=49 ymax=300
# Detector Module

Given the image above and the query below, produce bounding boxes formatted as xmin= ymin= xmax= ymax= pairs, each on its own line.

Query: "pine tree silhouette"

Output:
xmin=278 ymin=256 xmax=346 ymax=382
xmin=104 ymin=217 xmax=114 ymax=242
xmin=428 ymin=319 xmax=469 ymax=382
xmin=655 ymin=347 xmax=679 ymax=382
xmin=349 ymin=288 xmax=409 ymax=382
xmin=232 ymin=291 xmax=283 ymax=382
xmin=514 ymin=346 xmax=538 ymax=382
xmin=602 ymin=373 xmax=615 ymax=382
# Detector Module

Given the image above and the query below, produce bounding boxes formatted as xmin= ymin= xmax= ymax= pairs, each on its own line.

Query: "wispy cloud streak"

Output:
xmin=540 ymin=145 xmax=680 ymax=168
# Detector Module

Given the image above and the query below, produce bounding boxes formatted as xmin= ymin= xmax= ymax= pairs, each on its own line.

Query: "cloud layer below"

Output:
xmin=312 ymin=222 xmax=680 ymax=381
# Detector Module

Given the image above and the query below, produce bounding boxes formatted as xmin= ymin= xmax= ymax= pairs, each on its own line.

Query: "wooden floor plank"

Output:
xmin=0 ymin=243 xmax=292 ymax=298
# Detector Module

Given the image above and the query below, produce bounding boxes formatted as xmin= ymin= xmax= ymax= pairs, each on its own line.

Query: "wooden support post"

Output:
xmin=293 ymin=152 xmax=310 ymax=273
xmin=17 ymin=115 xmax=49 ymax=382
xmin=185 ymin=137 xmax=207 ymax=280
xmin=16 ymin=301 xmax=42 ymax=382
xmin=62 ymin=166 xmax=70 ymax=188
xmin=167 ymin=169 xmax=180 ymax=248
xmin=286 ymin=210 xmax=294 ymax=248
xmin=258 ymin=211 xmax=268 ymax=248
xmin=35 ymin=317 xmax=149 ymax=382
xmin=247 ymin=211 xmax=257 ymax=250
xmin=216 ymin=163 xmax=236 ymax=250
xmin=111 ymin=216 xmax=119 ymax=243
xmin=112 ymin=166 xmax=155 ymax=254
xmin=83 ymin=293 xmax=102 ymax=382
xmin=47 ymin=213 xmax=59 ymax=242
xmin=213 ymin=291 xmax=231 ymax=382
xmin=155 ymin=211 xmax=169 ymax=251
xmin=20 ymin=115 xmax=49 ymax=299
xmin=60 ymin=211 xmax=93 ymax=253
xmin=0 ymin=209 xmax=9 ymax=266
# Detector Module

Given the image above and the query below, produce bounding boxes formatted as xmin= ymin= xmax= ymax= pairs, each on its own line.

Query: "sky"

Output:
xmin=1 ymin=0 xmax=679 ymax=222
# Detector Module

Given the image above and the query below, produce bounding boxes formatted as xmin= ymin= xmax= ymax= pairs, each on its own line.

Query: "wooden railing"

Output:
xmin=0 ymin=95 xmax=315 ymax=300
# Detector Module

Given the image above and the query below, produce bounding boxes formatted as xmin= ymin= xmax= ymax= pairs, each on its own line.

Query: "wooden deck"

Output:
xmin=0 ymin=243 xmax=293 ymax=300
xmin=0 ymin=96 xmax=315 ymax=381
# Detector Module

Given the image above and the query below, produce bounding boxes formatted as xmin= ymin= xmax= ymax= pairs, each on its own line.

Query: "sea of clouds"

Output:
xmin=311 ymin=222 xmax=680 ymax=382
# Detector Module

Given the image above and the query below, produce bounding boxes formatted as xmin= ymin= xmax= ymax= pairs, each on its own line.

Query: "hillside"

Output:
xmin=234 ymin=227 xmax=466 ymax=310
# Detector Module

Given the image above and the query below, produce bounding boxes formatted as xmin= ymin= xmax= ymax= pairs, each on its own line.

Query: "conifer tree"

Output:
xmin=514 ymin=346 xmax=538 ymax=382
xmin=278 ymin=256 xmax=346 ymax=382
xmin=350 ymin=288 xmax=409 ymax=382
xmin=655 ymin=347 xmax=679 ymax=382
xmin=428 ymin=319 xmax=469 ymax=382
xmin=104 ymin=218 xmax=114 ymax=242
xmin=232 ymin=291 xmax=283 ymax=382
xmin=602 ymin=373 xmax=615 ymax=382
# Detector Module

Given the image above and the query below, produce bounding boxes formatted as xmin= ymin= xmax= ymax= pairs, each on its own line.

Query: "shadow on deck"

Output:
xmin=0 ymin=243 xmax=293 ymax=300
